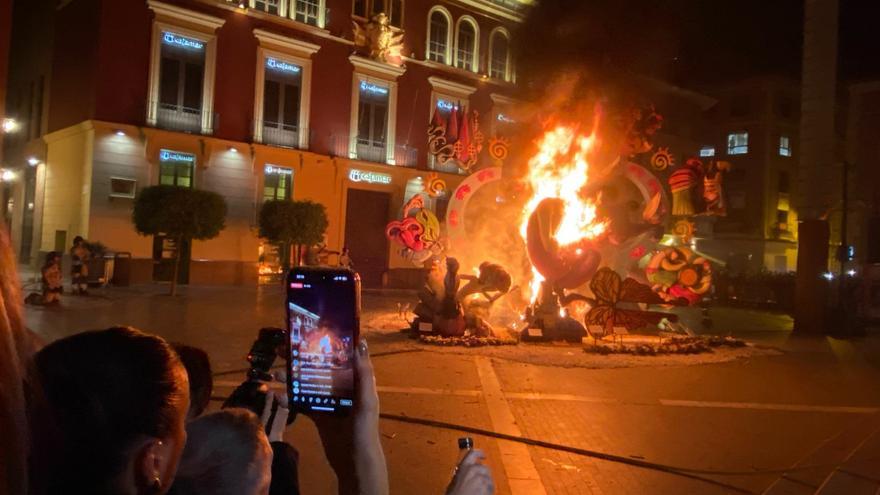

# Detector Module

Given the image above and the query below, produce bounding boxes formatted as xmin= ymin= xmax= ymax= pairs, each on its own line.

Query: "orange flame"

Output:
xmin=519 ymin=124 xmax=607 ymax=303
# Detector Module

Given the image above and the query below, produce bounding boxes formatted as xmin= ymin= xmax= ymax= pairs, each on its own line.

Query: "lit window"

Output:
xmin=727 ymin=131 xmax=748 ymax=155
xmin=489 ymin=29 xmax=510 ymax=81
xmin=776 ymin=210 xmax=789 ymax=230
xmin=264 ymin=165 xmax=293 ymax=201
xmin=455 ymin=19 xmax=477 ymax=71
xmin=262 ymin=58 xmax=302 ymax=148
xmin=157 ymin=32 xmax=206 ymax=133
xmin=427 ymin=9 xmax=450 ymax=63
xmin=253 ymin=0 xmax=281 ymax=15
xmin=158 ymin=149 xmax=195 ymax=188
xmin=356 ymin=81 xmax=390 ymax=161
xmin=699 ymin=146 xmax=715 ymax=157
xmin=779 ymin=135 xmax=791 ymax=157
xmin=293 ymin=0 xmax=321 ymax=26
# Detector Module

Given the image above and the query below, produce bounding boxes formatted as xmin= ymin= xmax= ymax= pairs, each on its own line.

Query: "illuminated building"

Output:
xmin=2 ymin=0 xmax=526 ymax=286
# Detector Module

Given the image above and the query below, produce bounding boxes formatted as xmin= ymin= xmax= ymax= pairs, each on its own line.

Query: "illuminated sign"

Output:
xmin=265 ymin=165 xmax=293 ymax=175
xmin=159 ymin=149 xmax=195 ymax=163
xmin=496 ymin=113 xmax=515 ymax=124
xmin=349 ymin=169 xmax=391 ymax=184
xmin=162 ymin=32 xmax=204 ymax=50
xmin=359 ymin=81 xmax=388 ymax=96
xmin=436 ymin=99 xmax=455 ymax=111
xmin=266 ymin=58 xmax=301 ymax=74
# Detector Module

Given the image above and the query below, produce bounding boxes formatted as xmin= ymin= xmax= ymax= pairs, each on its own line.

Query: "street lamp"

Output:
xmin=1 ymin=118 xmax=20 ymax=133
xmin=27 ymin=157 xmax=40 ymax=166
xmin=0 ymin=169 xmax=15 ymax=182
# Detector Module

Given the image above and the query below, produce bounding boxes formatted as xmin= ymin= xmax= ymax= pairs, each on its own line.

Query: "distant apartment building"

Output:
xmin=2 ymin=0 xmax=526 ymax=287
xmin=697 ymin=77 xmax=802 ymax=274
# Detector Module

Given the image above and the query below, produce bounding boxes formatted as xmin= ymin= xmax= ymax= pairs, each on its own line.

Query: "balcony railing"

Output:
xmin=153 ymin=102 xmax=217 ymax=135
xmin=355 ymin=140 xmax=387 ymax=164
xmin=256 ymin=120 xmax=307 ymax=149
xmin=428 ymin=156 xmax=466 ymax=175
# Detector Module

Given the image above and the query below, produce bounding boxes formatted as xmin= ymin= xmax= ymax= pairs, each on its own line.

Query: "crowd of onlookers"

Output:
xmin=0 ymin=225 xmax=495 ymax=494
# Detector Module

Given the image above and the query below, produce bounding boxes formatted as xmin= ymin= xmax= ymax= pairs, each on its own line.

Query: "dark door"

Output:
xmin=344 ymin=189 xmax=390 ymax=288
xmin=152 ymin=235 xmax=191 ymax=284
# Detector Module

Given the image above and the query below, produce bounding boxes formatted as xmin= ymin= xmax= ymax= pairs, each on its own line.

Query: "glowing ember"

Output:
xmin=520 ymin=124 xmax=608 ymax=302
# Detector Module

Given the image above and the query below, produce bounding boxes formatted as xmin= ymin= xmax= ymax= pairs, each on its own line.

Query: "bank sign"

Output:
xmin=162 ymin=32 xmax=204 ymax=50
xmin=266 ymin=58 xmax=301 ymax=74
xmin=160 ymin=149 xmax=196 ymax=163
xmin=349 ymin=169 xmax=391 ymax=185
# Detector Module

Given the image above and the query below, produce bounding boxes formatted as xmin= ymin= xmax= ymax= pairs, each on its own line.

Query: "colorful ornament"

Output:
xmin=386 ymin=194 xmax=444 ymax=264
xmin=668 ymin=158 xmax=703 ymax=217
xmin=488 ymin=136 xmax=510 ymax=162
xmin=423 ymin=173 xmax=447 ymax=198
xmin=650 ymin=147 xmax=674 ymax=171
xmin=645 ymin=246 xmax=712 ymax=305
xmin=672 ymin=220 xmax=695 ymax=244
xmin=702 ymin=161 xmax=730 ymax=216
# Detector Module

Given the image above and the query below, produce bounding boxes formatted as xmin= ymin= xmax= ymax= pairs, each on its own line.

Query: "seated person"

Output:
xmin=40 ymin=252 xmax=63 ymax=305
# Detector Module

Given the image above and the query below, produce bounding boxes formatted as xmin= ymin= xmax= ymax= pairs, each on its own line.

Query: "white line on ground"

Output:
xmin=659 ymin=399 xmax=880 ymax=415
xmin=474 ymin=356 xmax=548 ymax=495
xmin=214 ymin=381 xmax=880 ymax=415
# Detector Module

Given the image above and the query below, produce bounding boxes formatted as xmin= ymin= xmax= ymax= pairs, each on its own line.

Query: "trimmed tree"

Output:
xmin=132 ymin=185 xmax=227 ymax=295
xmin=259 ymin=199 xmax=329 ymax=272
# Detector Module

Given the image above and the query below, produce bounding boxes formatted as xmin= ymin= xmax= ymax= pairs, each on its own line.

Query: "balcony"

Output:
xmin=428 ymin=156 xmax=466 ymax=175
xmin=255 ymin=120 xmax=308 ymax=149
xmin=153 ymin=101 xmax=217 ymax=135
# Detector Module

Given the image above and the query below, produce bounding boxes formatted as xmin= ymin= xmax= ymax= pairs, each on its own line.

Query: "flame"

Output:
xmin=519 ymin=124 xmax=607 ymax=303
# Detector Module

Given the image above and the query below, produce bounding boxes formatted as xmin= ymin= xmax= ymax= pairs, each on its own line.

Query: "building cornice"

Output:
xmin=404 ymin=57 xmax=517 ymax=90
xmin=254 ymin=29 xmax=321 ymax=56
xmin=199 ymin=0 xmax=354 ymax=46
xmin=148 ymin=0 xmax=226 ymax=30
xmin=490 ymin=93 xmax=519 ymax=105
xmin=349 ymin=55 xmax=406 ymax=79
xmin=428 ymin=76 xmax=476 ymax=96
xmin=446 ymin=0 xmax=526 ymax=23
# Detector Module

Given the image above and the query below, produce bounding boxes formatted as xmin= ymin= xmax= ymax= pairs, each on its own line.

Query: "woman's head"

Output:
xmin=31 ymin=326 xmax=190 ymax=494
xmin=44 ymin=251 xmax=60 ymax=266
xmin=170 ymin=409 xmax=272 ymax=495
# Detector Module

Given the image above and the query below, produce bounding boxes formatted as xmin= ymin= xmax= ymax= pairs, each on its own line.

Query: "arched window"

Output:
xmin=455 ymin=17 xmax=478 ymax=72
xmin=489 ymin=28 xmax=510 ymax=81
xmin=427 ymin=8 xmax=451 ymax=64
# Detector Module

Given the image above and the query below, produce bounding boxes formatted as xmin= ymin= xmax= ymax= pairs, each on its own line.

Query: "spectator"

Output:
xmin=41 ymin=252 xmax=63 ymax=305
xmin=169 ymin=409 xmax=273 ymax=495
xmin=29 ymin=326 xmax=190 ymax=494
xmin=0 ymin=224 xmax=37 ymax=494
xmin=70 ymin=235 xmax=89 ymax=295
xmin=172 ymin=344 xmax=213 ymax=420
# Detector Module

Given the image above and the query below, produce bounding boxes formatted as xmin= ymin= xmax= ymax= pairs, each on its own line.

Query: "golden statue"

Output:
xmin=353 ymin=13 xmax=404 ymax=66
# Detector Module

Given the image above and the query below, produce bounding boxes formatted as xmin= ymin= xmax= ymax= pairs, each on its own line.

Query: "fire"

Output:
xmin=519 ymin=124 xmax=607 ymax=302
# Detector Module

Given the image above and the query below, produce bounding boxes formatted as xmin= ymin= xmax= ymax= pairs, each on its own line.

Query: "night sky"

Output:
xmin=514 ymin=0 xmax=880 ymax=90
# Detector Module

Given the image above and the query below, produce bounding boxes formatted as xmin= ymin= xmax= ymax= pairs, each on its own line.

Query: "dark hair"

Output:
xmin=172 ymin=343 xmax=213 ymax=419
xmin=72 ymin=236 xmax=84 ymax=244
xmin=30 ymin=327 xmax=187 ymax=492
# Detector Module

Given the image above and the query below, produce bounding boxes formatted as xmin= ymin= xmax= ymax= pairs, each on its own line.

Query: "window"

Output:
xmin=727 ymin=131 xmax=748 ymax=155
xmin=157 ymin=32 xmax=206 ymax=132
xmin=262 ymin=57 xmax=302 ymax=148
xmin=427 ymin=9 xmax=450 ymax=64
xmin=263 ymin=165 xmax=293 ymax=201
xmin=253 ymin=0 xmax=281 ymax=15
xmin=455 ymin=18 xmax=478 ymax=71
xmin=353 ymin=0 xmax=367 ymax=17
xmin=355 ymin=0 xmax=402 ymax=25
xmin=293 ymin=0 xmax=321 ymax=26
xmin=110 ymin=178 xmax=137 ymax=199
xmin=699 ymin=146 xmax=715 ymax=157
xmin=779 ymin=135 xmax=791 ymax=157
xmin=776 ymin=210 xmax=789 ymax=230
xmin=489 ymin=28 xmax=510 ymax=81
xmin=158 ymin=149 xmax=195 ymax=188
xmin=357 ymin=81 xmax=390 ymax=161
xmin=778 ymin=171 xmax=790 ymax=194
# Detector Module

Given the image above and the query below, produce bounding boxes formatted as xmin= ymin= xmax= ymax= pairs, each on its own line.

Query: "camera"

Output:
xmin=223 ymin=327 xmax=293 ymax=427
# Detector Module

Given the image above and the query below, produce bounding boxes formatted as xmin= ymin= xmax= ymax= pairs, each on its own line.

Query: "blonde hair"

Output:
xmin=171 ymin=408 xmax=272 ymax=495
xmin=0 ymin=224 xmax=34 ymax=494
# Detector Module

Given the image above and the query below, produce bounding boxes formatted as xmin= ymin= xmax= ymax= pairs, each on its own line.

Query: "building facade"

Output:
xmin=696 ymin=77 xmax=802 ymax=274
xmin=3 ymin=0 xmax=526 ymax=286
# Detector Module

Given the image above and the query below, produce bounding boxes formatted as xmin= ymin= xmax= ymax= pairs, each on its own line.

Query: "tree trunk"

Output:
xmin=170 ymin=236 xmax=182 ymax=296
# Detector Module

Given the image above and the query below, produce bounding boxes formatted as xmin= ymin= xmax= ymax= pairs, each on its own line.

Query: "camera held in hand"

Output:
xmin=223 ymin=327 xmax=293 ymax=426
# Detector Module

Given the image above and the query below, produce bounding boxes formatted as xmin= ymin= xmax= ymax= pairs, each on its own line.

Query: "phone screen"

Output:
xmin=286 ymin=267 xmax=360 ymax=415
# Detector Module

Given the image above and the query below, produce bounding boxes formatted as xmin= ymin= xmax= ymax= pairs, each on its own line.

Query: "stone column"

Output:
xmin=794 ymin=0 xmax=839 ymax=334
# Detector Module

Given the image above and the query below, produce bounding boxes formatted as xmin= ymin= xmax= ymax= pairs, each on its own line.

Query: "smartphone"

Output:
xmin=286 ymin=267 xmax=360 ymax=415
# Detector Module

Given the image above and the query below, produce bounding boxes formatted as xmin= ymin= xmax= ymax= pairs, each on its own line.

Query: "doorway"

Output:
xmin=344 ymin=188 xmax=390 ymax=288
xmin=152 ymin=235 xmax=191 ymax=284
